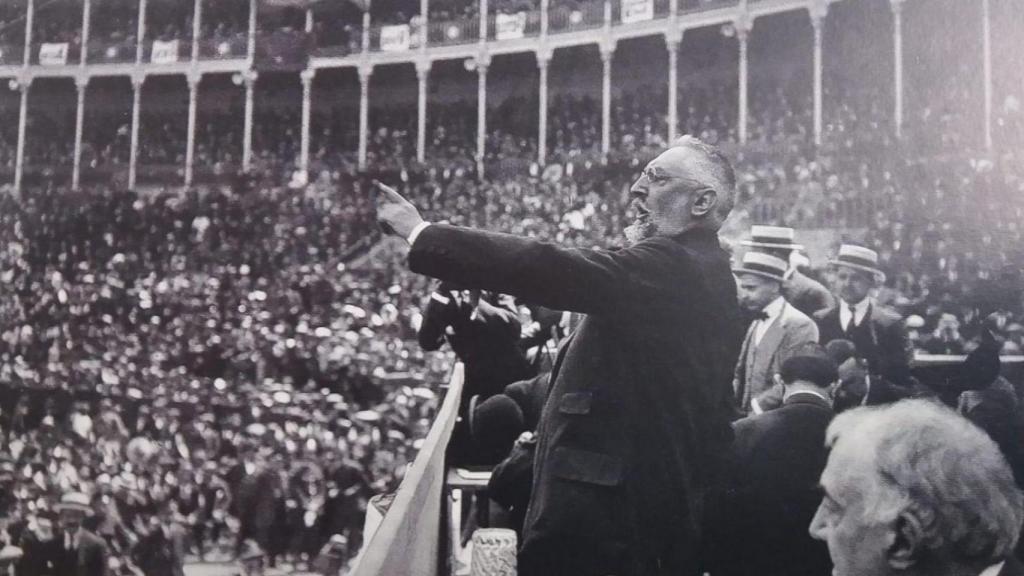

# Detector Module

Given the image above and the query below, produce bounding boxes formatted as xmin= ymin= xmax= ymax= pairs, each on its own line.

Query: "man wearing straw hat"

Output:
xmin=732 ymin=252 xmax=820 ymax=414
xmin=51 ymin=491 xmax=107 ymax=576
xmin=741 ymin=225 xmax=834 ymax=317
xmin=815 ymin=244 xmax=911 ymax=385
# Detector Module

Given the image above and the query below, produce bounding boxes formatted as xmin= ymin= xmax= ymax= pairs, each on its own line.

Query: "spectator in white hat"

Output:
xmin=732 ymin=252 xmax=820 ymax=414
xmin=815 ymin=244 xmax=912 ymax=386
xmin=52 ymin=491 xmax=107 ymax=576
xmin=741 ymin=225 xmax=834 ymax=317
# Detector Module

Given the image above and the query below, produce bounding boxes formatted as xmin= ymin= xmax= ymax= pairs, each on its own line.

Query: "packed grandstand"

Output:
xmin=0 ymin=0 xmax=1022 ymax=574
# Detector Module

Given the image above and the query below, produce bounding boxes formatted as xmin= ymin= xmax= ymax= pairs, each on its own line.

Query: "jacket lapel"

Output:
xmin=755 ymin=307 xmax=787 ymax=369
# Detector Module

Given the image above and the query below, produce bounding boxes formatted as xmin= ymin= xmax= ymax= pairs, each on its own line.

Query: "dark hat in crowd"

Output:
xmin=470 ymin=394 xmax=526 ymax=463
xmin=780 ymin=344 xmax=838 ymax=389
xmin=824 ymin=339 xmax=859 ymax=367
xmin=239 ymin=539 xmax=265 ymax=561
xmin=951 ymin=329 xmax=1002 ymax=394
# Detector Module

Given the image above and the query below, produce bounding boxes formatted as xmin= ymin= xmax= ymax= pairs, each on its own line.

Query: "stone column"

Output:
xmin=416 ymin=60 xmax=431 ymax=163
xmin=72 ymin=75 xmax=89 ymax=190
xmin=357 ymin=64 xmax=373 ymax=170
xmin=810 ymin=2 xmax=827 ymax=147
xmin=300 ymin=68 xmax=315 ymax=176
xmin=184 ymin=71 xmax=201 ymax=186
xmin=14 ymin=78 xmax=32 ymax=193
xmin=890 ymin=0 xmax=904 ymax=138
xmin=128 ymin=73 xmax=144 ymax=189
xmin=736 ymin=15 xmax=752 ymax=144
xmin=537 ymin=48 xmax=552 ymax=166
xmin=666 ymin=32 xmax=681 ymax=143
xmin=600 ymin=39 xmax=616 ymax=158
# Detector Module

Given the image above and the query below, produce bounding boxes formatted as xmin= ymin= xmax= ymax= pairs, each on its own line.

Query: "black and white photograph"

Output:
xmin=0 ymin=0 xmax=1022 ymax=574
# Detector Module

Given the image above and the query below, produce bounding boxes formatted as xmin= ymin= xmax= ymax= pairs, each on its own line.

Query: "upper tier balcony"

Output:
xmin=0 ymin=0 xmax=811 ymax=78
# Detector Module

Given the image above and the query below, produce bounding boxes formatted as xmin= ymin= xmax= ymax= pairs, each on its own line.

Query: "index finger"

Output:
xmin=372 ymin=179 xmax=405 ymax=201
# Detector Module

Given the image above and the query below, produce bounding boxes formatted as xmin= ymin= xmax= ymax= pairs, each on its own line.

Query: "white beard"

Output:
xmin=624 ymin=219 xmax=656 ymax=246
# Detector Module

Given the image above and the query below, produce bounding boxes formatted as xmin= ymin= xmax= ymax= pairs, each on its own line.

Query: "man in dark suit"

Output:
xmin=418 ymin=283 xmax=534 ymax=412
xmin=50 ymin=492 xmax=107 ymax=576
xmin=376 ymin=136 xmax=743 ymax=576
xmin=732 ymin=252 xmax=820 ymax=414
xmin=132 ymin=501 xmax=187 ymax=576
xmin=706 ymin=346 xmax=836 ymax=576
xmin=814 ymin=244 xmax=911 ymax=385
xmin=740 ymin=225 xmax=834 ymax=317
xmin=419 ymin=283 xmax=535 ymax=464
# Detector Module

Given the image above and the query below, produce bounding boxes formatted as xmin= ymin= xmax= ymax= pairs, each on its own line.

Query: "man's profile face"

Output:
xmin=835 ymin=267 xmax=873 ymax=305
xmin=810 ymin=442 xmax=892 ymax=576
xmin=626 ymin=147 xmax=707 ymax=244
xmin=736 ymin=274 xmax=780 ymax=312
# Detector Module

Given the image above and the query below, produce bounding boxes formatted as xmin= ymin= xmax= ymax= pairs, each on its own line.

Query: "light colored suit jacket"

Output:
xmin=734 ymin=300 xmax=820 ymax=413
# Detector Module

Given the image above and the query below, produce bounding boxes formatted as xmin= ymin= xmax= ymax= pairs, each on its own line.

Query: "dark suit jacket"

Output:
xmin=705 ymin=393 xmax=834 ymax=576
xmin=133 ymin=525 xmax=187 ymax=576
xmin=409 ymin=224 xmax=742 ymax=576
xmin=418 ymin=289 xmax=534 ymax=406
xmin=49 ymin=530 xmax=107 ymax=576
xmin=783 ymin=269 xmax=835 ymax=317
xmin=815 ymin=301 xmax=911 ymax=384
xmin=1001 ymin=556 xmax=1024 ymax=576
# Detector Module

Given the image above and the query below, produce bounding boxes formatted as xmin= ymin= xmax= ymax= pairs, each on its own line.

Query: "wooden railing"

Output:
xmin=350 ymin=363 xmax=465 ymax=576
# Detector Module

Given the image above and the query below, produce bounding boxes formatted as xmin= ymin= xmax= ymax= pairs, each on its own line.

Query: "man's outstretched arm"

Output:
xmin=373 ymin=181 xmax=678 ymax=315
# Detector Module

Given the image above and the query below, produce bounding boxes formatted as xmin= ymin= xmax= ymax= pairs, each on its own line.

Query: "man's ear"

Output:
xmin=691 ymin=188 xmax=718 ymax=218
xmin=888 ymin=511 xmax=925 ymax=570
xmin=772 ymin=373 xmax=785 ymax=390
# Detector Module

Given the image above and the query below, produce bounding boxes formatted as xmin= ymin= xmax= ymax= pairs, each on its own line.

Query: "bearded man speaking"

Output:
xmin=375 ymin=136 xmax=743 ymax=576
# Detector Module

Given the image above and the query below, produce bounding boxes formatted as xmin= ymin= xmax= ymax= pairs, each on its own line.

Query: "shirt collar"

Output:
xmin=762 ymin=297 xmax=786 ymax=321
xmin=980 ymin=561 xmax=1005 ymax=576
xmin=843 ymin=297 xmax=872 ymax=316
xmin=783 ymin=389 xmax=831 ymax=404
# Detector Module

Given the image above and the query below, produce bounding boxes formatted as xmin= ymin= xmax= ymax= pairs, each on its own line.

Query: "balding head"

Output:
xmin=670 ymin=135 xmax=736 ymax=224
xmin=626 ymin=136 xmax=736 ymax=243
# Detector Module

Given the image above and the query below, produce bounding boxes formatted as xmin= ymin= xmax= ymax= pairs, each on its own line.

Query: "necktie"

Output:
xmin=845 ymin=304 xmax=858 ymax=335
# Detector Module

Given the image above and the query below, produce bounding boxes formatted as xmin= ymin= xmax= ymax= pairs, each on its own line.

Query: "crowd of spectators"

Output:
xmin=0 ymin=1 xmax=1020 ymax=573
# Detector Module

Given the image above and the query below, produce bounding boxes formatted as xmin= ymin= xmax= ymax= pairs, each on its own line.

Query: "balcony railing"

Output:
xmin=5 ymin=0 xmax=764 ymax=69
xmin=549 ymin=1 xmax=606 ymax=33
xmin=0 ymin=45 xmax=25 ymax=66
xmin=86 ymin=40 xmax=137 ymax=64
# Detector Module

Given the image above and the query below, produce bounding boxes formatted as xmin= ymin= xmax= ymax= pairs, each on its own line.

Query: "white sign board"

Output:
xmin=495 ymin=12 xmax=527 ymax=40
xmin=621 ymin=0 xmax=654 ymax=23
xmin=380 ymin=25 xmax=411 ymax=52
xmin=151 ymin=40 xmax=180 ymax=64
xmin=39 ymin=43 xmax=69 ymax=66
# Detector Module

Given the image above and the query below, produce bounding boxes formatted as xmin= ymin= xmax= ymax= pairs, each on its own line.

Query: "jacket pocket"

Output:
xmin=549 ymin=447 xmax=623 ymax=487
xmin=558 ymin=392 xmax=592 ymax=415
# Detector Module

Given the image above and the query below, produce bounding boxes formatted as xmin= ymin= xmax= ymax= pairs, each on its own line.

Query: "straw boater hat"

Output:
xmin=53 ymin=492 xmax=92 ymax=515
xmin=732 ymin=252 xmax=789 ymax=283
xmin=829 ymin=244 xmax=886 ymax=282
xmin=740 ymin=225 xmax=805 ymax=251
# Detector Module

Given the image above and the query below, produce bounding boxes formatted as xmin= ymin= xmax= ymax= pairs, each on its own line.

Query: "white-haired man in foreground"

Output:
xmin=811 ymin=399 xmax=1024 ymax=576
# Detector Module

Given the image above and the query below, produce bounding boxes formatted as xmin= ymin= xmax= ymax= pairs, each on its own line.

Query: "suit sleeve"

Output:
xmin=753 ymin=318 xmax=820 ymax=411
xmin=472 ymin=298 xmax=522 ymax=343
xmin=408 ymin=224 xmax=689 ymax=315
xmin=881 ymin=317 xmax=912 ymax=380
xmin=417 ymin=291 xmax=456 ymax=351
